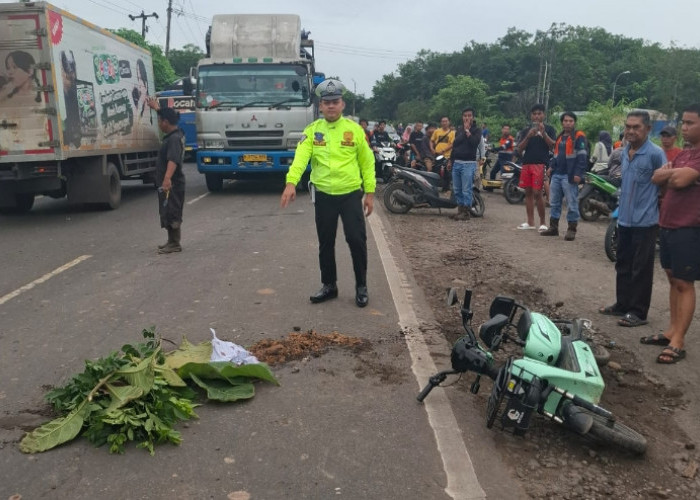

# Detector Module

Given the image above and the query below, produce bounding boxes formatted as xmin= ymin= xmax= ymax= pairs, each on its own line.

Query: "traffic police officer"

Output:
xmin=280 ymin=79 xmax=376 ymax=307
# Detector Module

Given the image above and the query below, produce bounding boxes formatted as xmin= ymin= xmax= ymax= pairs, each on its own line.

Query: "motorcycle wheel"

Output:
xmin=604 ymin=221 xmax=618 ymax=262
xmin=383 ymin=182 xmax=413 ymax=214
xmin=585 ymin=410 xmax=647 ymax=455
xmin=579 ymin=191 xmax=604 ymax=222
xmin=470 ymin=191 xmax=485 ymax=217
xmin=503 ymin=178 xmax=525 ymax=204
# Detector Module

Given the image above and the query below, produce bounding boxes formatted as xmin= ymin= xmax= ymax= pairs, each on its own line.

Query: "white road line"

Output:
xmin=0 ymin=255 xmax=92 ymax=306
xmin=187 ymin=192 xmax=210 ymax=205
xmin=368 ymin=213 xmax=486 ymax=500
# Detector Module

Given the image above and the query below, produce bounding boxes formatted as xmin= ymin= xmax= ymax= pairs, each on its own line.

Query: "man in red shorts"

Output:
xmin=647 ymin=104 xmax=700 ymax=364
xmin=515 ymin=103 xmax=556 ymax=231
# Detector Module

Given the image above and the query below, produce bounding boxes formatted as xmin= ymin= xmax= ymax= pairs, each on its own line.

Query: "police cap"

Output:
xmin=315 ymin=79 xmax=345 ymax=101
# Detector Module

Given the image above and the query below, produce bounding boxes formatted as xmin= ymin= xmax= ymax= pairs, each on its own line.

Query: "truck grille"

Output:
xmin=225 ymin=130 xmax=284 ymax=148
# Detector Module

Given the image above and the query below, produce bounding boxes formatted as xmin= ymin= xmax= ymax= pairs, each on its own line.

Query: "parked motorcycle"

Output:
xmin=500 ymin=161 xmax=525 ymax=204
xmin=604 ymin=206 xmax=619 ymax=262
xmin=383 ymin=156 xmax=485 ymax=217
xmin=375 ymin=141 xmax=398 ymax=183
xmin=417 ymin=289 xmax=646 ymax=455
xmin=578 ymin=172 xmax=619 ymax=222
xmin=481 ymin=143 xmax=515 ymax=192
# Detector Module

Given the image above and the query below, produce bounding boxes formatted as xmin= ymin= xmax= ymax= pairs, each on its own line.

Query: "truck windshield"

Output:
xmin=197 ymin=64 xmax=310 ymax=109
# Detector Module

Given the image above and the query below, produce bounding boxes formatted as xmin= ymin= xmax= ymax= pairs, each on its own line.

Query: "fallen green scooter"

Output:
xmin=417 ymin=289 xmax=647 ymax=455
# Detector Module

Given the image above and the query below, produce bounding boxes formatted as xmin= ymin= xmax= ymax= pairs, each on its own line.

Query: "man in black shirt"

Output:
xmin=451 ymin=107 xmax=481 ymax=221
xmin=148 ymin=97 xmax=186 ymax=254
xmin=408 ymin=121 xmax=425 ymax=165
xmin=516 ymin=103 xmax=556 ymax=231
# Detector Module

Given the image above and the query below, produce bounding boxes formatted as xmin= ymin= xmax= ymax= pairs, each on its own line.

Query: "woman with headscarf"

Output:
xmin=591 ymin=130 xmax=613 ymax=172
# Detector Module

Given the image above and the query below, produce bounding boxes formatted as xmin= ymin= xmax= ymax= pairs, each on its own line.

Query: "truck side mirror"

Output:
xmin=182 ymin=78 xmax=193 ymax=96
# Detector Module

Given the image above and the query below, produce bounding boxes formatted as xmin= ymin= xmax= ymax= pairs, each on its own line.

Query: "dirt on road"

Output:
xmin=380 ymin=183 xmax=700 ymax=499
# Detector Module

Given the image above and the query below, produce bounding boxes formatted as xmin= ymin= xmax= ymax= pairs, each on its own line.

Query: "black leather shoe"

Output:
xmin=355 ymin=286 xmax=368 ymax=308
xmin=310 ymin=284 xmax=338 ymax=304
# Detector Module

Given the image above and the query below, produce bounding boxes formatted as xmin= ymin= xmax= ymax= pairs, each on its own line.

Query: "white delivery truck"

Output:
xmin=0 ymin=1 xmax=160 ymax=213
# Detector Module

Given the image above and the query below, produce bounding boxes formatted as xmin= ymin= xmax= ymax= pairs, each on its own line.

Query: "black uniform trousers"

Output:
xmin=314 ymin=189 xmax=367 ymax=287
xmin=615 ymin=225 xmax=658 ymax=320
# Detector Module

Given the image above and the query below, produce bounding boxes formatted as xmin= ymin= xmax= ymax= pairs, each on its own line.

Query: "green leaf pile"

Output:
xmin=20 ymin=328 xmax=278 ymax=455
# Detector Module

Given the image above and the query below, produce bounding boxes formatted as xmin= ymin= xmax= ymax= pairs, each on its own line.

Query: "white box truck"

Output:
xmin=0 ymin=1 xmax=160 ymax=213
xmin=195 ymin=14 xmax=323 ymax=192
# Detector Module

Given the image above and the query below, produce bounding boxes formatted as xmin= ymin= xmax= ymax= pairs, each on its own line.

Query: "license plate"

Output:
xmin=243 ymin=154 xmax=268 ymax=162
xmin=501 ymin=173 xmax=513 ymax=179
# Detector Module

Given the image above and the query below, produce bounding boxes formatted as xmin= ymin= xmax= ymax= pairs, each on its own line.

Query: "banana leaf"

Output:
xmin=189 ymin=373 xmax=255 ymax=402
xmin=19 ymin=400 xmax=90 ymax=453
xmin=177 ymin=361 xmax=279 ymax=386
xmin=163 ymin=337 xmax=212 ymax=370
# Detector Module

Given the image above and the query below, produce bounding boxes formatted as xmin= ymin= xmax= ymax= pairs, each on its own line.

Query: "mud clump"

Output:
xmin=249 ymin=331 xmax=369 ymax=366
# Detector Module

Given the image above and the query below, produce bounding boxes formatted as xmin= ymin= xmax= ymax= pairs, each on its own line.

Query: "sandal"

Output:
xmin=517 ymin=223 xmax=535 ymax=230
xmin=599 ymin=305 xmax=625 ymax=317
xmin=656 ymin=346 xmax=686 ymax=364
xmin=618 ymin=313 xmax=648 ymax=327
xmin=640 ymin=334 xmax=671 ymax=346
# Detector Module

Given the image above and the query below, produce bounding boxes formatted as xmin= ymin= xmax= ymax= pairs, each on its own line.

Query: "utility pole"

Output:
xmin=165 ymin=0 xmax=173 ymax=57
xmin=129 ymin=10 xmax=159 ymax=39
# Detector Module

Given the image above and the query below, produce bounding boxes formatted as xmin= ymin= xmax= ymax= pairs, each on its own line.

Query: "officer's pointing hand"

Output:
xmin=280 ymin=183 xmax=296 ymax=208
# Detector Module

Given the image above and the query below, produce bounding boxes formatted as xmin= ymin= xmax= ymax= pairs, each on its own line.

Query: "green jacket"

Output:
xmin=286 ymin=117 xmax=376 ymax=195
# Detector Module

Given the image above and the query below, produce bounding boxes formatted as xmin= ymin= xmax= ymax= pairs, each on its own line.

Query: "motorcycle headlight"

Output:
xmin=502 ymin=165 xmax=513 ymax=172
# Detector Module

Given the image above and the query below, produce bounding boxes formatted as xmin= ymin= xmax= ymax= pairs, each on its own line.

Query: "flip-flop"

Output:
xmin=599 ymin=305 xmax=625 ymax=317
xmin=538 ymin=225 xmax=549 ymax=232
xmin=640 ymin=334 xmax=671 ymax=346
xmin=618 ymin=313 xmax=648 ymax=327
xmin=656 ymin=346 xmax=686 ymax=364
xmin=517 ymin=223 xmax=536 ymax=230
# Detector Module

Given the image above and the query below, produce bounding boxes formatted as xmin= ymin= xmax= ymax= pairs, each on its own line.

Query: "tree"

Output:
xmin=430 ymin=75 xmax=490 ymax=124
xmin=110 ymin=28 xmax=176 ymax=91
xmin=167 ymin=44 xmax=204 ymax=77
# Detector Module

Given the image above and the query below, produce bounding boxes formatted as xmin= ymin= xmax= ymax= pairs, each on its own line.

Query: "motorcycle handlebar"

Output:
xmin=416 ymin=371 xmax=454 ymax=402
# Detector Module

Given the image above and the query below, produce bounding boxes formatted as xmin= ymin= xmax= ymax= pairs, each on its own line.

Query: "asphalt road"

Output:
xmin=0 ymin=164 xmax=524 ymax=500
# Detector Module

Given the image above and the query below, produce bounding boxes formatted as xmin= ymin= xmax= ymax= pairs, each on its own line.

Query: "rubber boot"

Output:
xmin=158 ymin=228 xmax=173 ymax=249
xmin=564 ymin=221 xmax=577 ymax=241
xmin=449 ymin=206 xmax=462 ymax=220
xmin=540 ymin=217 xmax=559 ymax=236
xmin=158 ymin=227 xmax=182 ymax=254
xmin=454 ymin=205 xmax=470 ymax=221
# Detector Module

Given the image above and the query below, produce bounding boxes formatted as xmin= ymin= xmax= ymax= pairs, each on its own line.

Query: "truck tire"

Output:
xmin=205 ymin=173 xmax=224 ymax=192
xmin=0 ymin=193 xmax=35 ymax=214
xmin=104 ymin=162 xmax=122 ymax=210
xmin=15 ymin=193 xmax=35 ymax=213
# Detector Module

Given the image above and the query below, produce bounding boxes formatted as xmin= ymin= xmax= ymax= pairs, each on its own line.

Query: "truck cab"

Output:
xmin=195 ymin=14 xmax=319 ymax=192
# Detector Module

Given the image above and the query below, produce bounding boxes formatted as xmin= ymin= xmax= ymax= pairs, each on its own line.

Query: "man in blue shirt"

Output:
xmin=600 ymin=111 xmax=665 ymax=327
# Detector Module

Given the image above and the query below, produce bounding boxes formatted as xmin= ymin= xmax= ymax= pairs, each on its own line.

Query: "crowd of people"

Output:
xmin=353 ymin=102 xmax=699 ymax=365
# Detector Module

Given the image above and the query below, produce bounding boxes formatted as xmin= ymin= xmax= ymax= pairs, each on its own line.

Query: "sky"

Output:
xmin=8 ymin=0 xmax=699 ymax=96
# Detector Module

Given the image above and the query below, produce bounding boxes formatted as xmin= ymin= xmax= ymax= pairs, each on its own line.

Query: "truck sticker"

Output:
xmin=100 ymin=88 xmax=133 ymax=137
xmin=93 ymin=54 xmax=120 ymax=85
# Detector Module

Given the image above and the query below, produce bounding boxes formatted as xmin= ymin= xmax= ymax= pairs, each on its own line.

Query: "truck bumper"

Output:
xmin=196 ymin=150 xmax=295 ymax=174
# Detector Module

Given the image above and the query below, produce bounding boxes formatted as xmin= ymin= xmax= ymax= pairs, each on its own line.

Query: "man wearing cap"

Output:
xmin=147 ymin=97 xmax=185 ymax=254
xmin=280 ymin=79 xmax=376 ymax=308
xmin=659 ymin=125 xmax=682 ymax=162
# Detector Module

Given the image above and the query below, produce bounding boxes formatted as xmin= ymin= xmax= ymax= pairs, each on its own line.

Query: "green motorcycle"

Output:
xmin=417 ymin=289 xmax=647 ymax=455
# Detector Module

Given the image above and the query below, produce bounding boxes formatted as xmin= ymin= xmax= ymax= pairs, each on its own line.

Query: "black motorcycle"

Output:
xmin=383 ymin=157 xmax=485 ymax=217
xmin=500 ymin=161 xmax=525 ymax=204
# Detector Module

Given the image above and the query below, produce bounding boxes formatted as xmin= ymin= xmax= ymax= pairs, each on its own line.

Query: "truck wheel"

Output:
xmin=104 ymin=162 xmax=122 ymax=210
xmin=0 ymin=193 xmax=35 ymax=214
xmin=205 ymin=173 xmax=223 ymax=192
xmin=14 ymin=193 xmax=35 ymax=213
